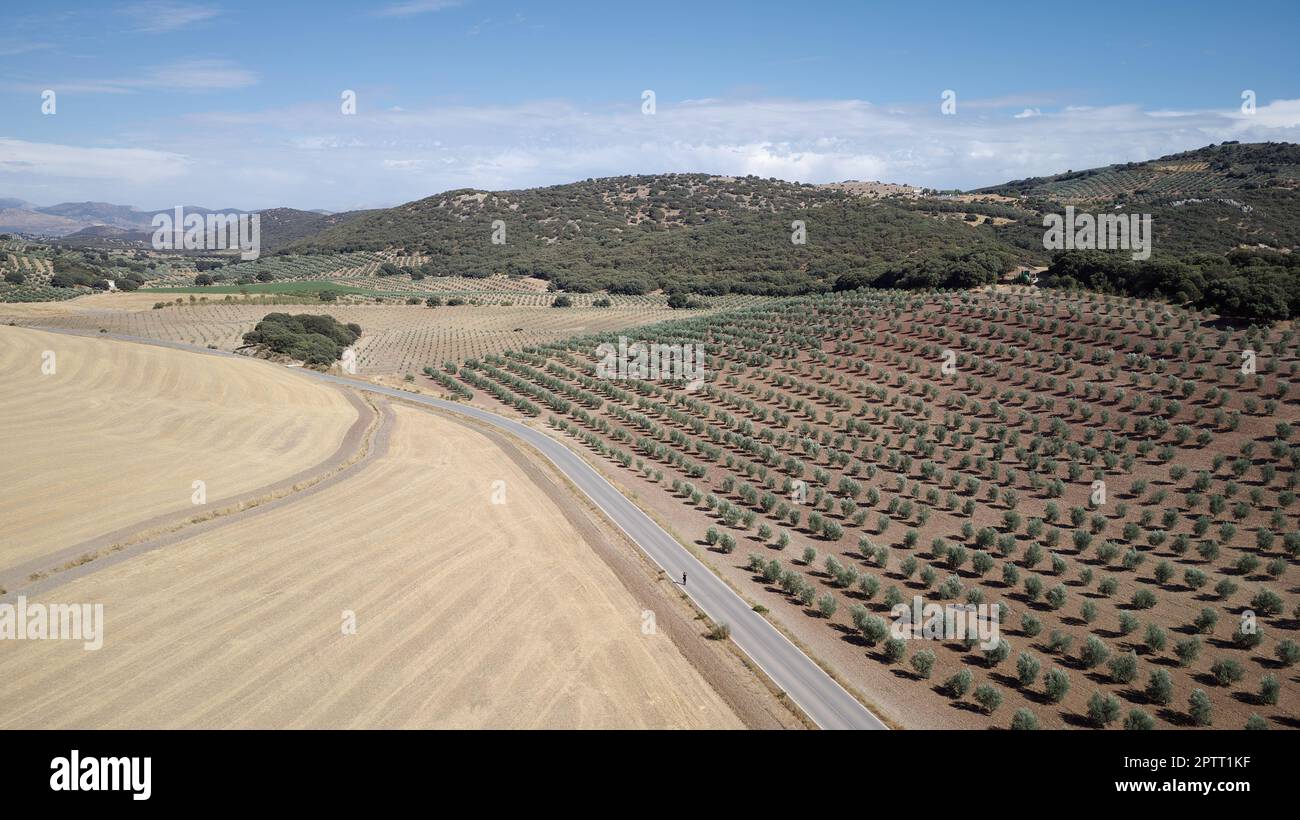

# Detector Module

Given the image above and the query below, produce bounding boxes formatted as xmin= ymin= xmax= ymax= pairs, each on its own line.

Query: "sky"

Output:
xmin=1 ymin=0 xmax=1298 ymax=211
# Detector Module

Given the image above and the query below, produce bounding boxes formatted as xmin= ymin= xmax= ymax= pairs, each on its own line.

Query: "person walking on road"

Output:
xmin=682 ymin=571 xmax=687 ymax=586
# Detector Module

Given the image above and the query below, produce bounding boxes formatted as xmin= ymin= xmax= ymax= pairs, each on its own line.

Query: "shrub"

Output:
xmin=883 ymin=637 xmax=907 ymax=664
xmin=1044 ymin=668 xmax=1071 ymax=703
xmin=1210 ymin=658 xmax=1244 ymax=686
xmin=1010 ymin=708 xmax=1039 ymax=730
xmin=1260 ymin=674 xmax=1280 ymax=705
xmin=816 ymin=592 xmax=838 ymax=618
xmin=910 ymin=648 xmax=936 ymax=679
xmin=1131 ymin=588 xmax=1157 ymax=609
xmin=1020 ymin=613 xmax=1042 ymax=637
xmin=1079 ymin=635 xmax=1110 ymax=669
xmin=1109 ymin=651 xmax=1139 ymax=684
xmin=1123 ymin=708 xmax=1156 ymax=730
xmin=1194 ymin=608 xmax=1219 ymax=634
xmin=1274 ymin=639 xmax=1300 ymax=667
xmin=984 ymin=638 xmax=1011 ymax=667
xmin=1175 ymin=637 xmax=1201 ymax=667
xmin=974 ymin=683 xmax=1003 ymax=714
xmin=1245 ymin=714 xmax=1269 ymax=730
xmin=1016 ymin=652 xmax=1041 ymax=687
xmin=1045 ymin=584 xmax=1067 ymax=610
xmin=1046 ymin=630 xmax=1074 ymax=655
xmin=1144 ymin=623 xmax=1167 ymax=652
xmin=1146 ymin=669 xmax=1174 ymax=706
xmin=1118 ymin=611 xmax=1139 ymax=636
xmin=1188 ymin=688 xmax=1213 ymax=726
xmin=1232 ymin=622 xmax=1262 ymax=650
xmin=859 ymin=615 xmax=889 ymax=646
xmin=241 ymin=312 xmax=362 ymax=365
xmin=943 ymin=668 xmax=973 ymax=698
xmin=1087 ymin=691 xmax=1122 ymax=728
xmin=1250 ymin=588 xmax=1284 ymax=617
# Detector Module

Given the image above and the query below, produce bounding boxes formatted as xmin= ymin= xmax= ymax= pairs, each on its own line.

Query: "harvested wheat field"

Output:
xmin=0 ymin=325 xmax=357 ymax=574
xmin=0 ymin=291 xmax=760 ymax=376
xmin=0 ymin=333 xmax=742 ymax=729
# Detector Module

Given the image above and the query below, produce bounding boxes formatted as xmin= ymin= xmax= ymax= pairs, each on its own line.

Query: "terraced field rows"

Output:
xmin=451 ymin=285 xmax=1300 ymax=729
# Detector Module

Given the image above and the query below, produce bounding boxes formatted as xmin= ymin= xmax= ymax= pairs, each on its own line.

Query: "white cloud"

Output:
xmin=8 ymin=94 xmax=1300 ymax=210
xmin=0 ymin=138 xmax=191 ymax=182
xmin=119 ymin=2 xmax=222 ymax=34
xmin=25 ymin=59 xmax=257 ymax=95
xmin=0 ymin=41 xmax=53 ymax=57
xmin=376 ymin=0 xmax=463 ymax=17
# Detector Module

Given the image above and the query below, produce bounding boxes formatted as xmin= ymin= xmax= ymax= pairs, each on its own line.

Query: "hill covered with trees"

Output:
xmin=283 ymin=144 xmax=1299 ymax=305
xmin=287 ymin=174 xmax=1029 ymax=295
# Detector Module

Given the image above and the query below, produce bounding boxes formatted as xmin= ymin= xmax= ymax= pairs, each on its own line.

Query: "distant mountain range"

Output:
xmin=0 ymin=200 xmax=370 ymax=250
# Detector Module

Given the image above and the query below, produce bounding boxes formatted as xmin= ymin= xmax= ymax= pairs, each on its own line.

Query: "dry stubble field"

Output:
xmin=0 ymin=327 xmax=744 ymax=729
xmin=0 ymin=290 xmax=748 ymax=376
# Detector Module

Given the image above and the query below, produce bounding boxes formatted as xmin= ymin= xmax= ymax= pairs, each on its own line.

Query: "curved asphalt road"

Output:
xmin=22 ymin=327 xmax=886 ymax=730
xmin=305 ymin=371 xmax=887 ymax=730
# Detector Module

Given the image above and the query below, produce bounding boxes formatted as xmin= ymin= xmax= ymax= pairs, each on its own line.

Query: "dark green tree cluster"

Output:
xmin=241 ymin=313 xmax=361 ymax=365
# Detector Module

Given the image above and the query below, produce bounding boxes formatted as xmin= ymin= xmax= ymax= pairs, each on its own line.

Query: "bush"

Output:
xmin=859 ymin=615 xmax=889 ymax=646
xmin=883 ymin=637 xmax=907 ymax=664
xmin=984 ymin=638 xmax=1011 ymax=668
xmin=1010 ymin=708 xmax=1039 ymax=730
xmin=1118 ymin=611 xmax=1139 ymax=636
xmin=1020 ymin=614 xmax=1041 ymax=637
xmin=241 ymin=312 xmax=361 ymax=365
xmin=1109 ymin=651 xmax=1139 ymax=684
xmin=1044 ymin=668 xmax=1070 ymax=703
xmin=1175 ymin=637 xmax=1202 ymax=667
xmin=1087 ymin=691 xmax=1122 ymax=728
xmin=1131 ymin=588 xmax=1157 ymax=609
xmin=1016 ymin=652 xmax=1041 ymax=687
xmin=1260 ymin=674 xmax=1280 ymax=706
xmin=910 ymin=648 xmax=936 ymax=679
xmin=1145 ymin=669 xmax=1174 ymax=706
xmin=1210 ymin=658 xmax=1244 ymax=686
xmin=816 ymin=592 xmax=837 ymax=618
xmin=974 ymin=683 xmax=1003 ymax=714
xmin=1144 ymin=623 xmax=1167 ymax=652
xmin=1250 ymin=588 xmax=1284 ymax=617
xmin=1245 ymin=714 xmax=1269 ymax=730
xmin=551 ymin=294 xmax=573 ymax=308
xmin=1274 ymin=639 xmax=1300 ymax=667
xmin=1080 ymin=635 xmax=1110 ymax=669
xmin=1124 ymin=708 xmax=1156 ymax=730
xmin=1188 ymin=688 xmax=1213 ymax=726
xmin=943 ymin=668 xmax=973 ymax=698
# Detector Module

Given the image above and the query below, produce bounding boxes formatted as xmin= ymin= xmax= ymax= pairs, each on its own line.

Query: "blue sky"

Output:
xmin=2 ymin=0 xmax=1298 ymax=210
